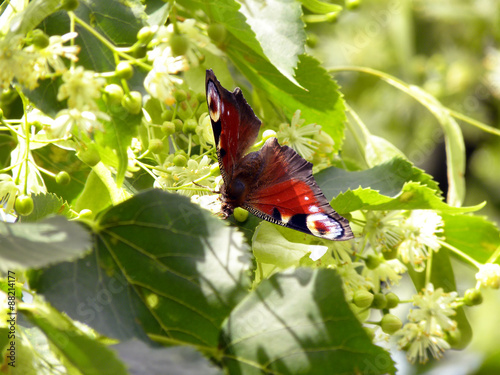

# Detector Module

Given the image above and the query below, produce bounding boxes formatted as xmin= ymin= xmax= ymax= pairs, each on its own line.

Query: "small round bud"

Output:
xmin=207 ymin=23 xmax=227 ymax=45
xmin=31 ymin=30 xmax=50 ymax=48
xmin=182 ymin=118 xmax=198 ymax=134
xmin=385 ymin=292 xmax=400 ymax=309
xmin=173 ymin=154 xmax=187 ymax=167
xmin=173 ymin=119 xmax=183 ymax=132
xmin=161 ymin=121 xmax=176 ymax=136
xmin=464 ymin=288 xmax=483 ymax=306
xmin=170 ymin=34 xmax=189 ymax=56
xmin=371 ymin=293 xmax=387 ymax=309
xmin=103 ymin=84 xmax=124 ymax=106
xmin=346 ymin=0 xmax=361 ymax=10
xmin=15 ymin=195 xmax=34 ymax=216
xmin=137 ymin=26 xmax=154 ymax=43
xmin=233 ymin=207 xmax=249 ymax=222
xmin=115 ymin=61 xmax=134 ymax=80
xmin=61 ymin=0 xmax=79 ymax=11
xmin=366 ymin=254 xmax=381 ymax=269
xmin=122 ymin=91 xmax=142 ymax=114
xmin=380 ymin=314 xmax=402 ymax=334
xmin=55 ymin=171 xmax=71 ymax=185
xmin=262 ymin=129 xmax=277 ymax=141
xmin=174 ymin=90 xmax=187 ymax=102
xmin=352 ymin=290 xmax=374 ymax=308
xmin=196 ymin=92 xmax=206 ymax=103
xmin=148 ymin=139 xmax=164 ymax=154
xmin=77 ymin=145 xmax=101 ymax=167
xmin=161 ymin=109 xmax=174 ymax=121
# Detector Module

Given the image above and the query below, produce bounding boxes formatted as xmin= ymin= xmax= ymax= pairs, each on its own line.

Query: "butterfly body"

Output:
xmin=206 ymin=69 xmax=353 ymax=241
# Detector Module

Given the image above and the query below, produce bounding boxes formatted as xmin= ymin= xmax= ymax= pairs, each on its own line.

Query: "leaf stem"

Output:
xmin=438 ymin=239 xmax=482 ymax=269
xmin=70 ymin=12 xmax=151 ymax=71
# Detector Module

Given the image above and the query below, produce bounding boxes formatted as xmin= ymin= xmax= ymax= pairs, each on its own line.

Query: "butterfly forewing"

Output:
xmin=205 ymin=69 xmax=261 ymax=181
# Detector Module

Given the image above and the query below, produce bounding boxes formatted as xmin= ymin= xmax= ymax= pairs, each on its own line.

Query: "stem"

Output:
xmin=29 ymin=160 xmax=56 ymax=178
xmin=135 ymin=159 xmax=159 ymax=181
xmin=438 ymin=239 xmax=482 ymax=269
xmin=71 ymin=13 xmax=151 ymax=71
xmin=15 ymin=87 xmax=30 ymax=193
xmin=486 ymin=244 xmax=500 ymax=264
xmin=425 ymin=249 xmax=433 ymax=286
xmin=329 ymin=66 xmax=500 ymax=137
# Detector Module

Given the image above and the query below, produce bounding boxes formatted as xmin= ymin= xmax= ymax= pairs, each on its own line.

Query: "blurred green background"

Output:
xmin=309 ymin=1 xmax=500 ymax=374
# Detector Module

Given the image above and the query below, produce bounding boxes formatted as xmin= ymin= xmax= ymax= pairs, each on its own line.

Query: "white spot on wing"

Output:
xmin=306 ymin=213 xmax=342 ymax=240
xmin=309 ymin=205 xmax=319 ymax=213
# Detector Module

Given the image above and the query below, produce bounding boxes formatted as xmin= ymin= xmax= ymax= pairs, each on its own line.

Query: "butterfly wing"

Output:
xmin=205 ymin=69 xmax=261 ymax=182
xmin=243 ymin=138 xmax=353 ymax=241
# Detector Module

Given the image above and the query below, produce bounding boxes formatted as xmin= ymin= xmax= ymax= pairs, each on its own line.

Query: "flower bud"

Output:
xmin=381 ymin=314 xmax=402 ymax=334
xmin=371 ymin=293 xmax=387 ymax=309
xmin=353 ymin=290 xmax=374 ymax=308
xmin=464 ymin=288 xmax=483 ymax=306
xmin=234 ymin=207 xmax=249 ymax=222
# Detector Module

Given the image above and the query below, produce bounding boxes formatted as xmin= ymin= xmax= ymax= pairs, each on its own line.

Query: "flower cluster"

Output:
xmin=277 ymin=110 xmax=320 ymax=160
xmin=0 ymin=32 xmax=78 ymax=91
xmin=397 ymin=284 xmax=458 ymax=364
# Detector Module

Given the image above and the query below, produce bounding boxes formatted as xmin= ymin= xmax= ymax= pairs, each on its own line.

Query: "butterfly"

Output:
xmin=205 ymin=69 xmax=353 ymax=241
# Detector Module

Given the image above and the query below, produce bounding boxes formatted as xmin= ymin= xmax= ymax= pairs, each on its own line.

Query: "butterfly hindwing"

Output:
xmin=244 ymin=138 xmax=353 ymax=241
xmin=205 ymin=69 xmax=261 ymax=182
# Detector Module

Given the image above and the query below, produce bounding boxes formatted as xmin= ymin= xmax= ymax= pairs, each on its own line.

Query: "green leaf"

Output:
xmin=221 ymin=268 xmax=395 ymax=375
xmin=331 ymin=182 xmax=484 ymax=215
xmin=364 ymin=135 xmax=408 ymax=168
xmin=19 ymin=193 xmax=75 ymax=223
xmin=95 ymin=104 xmax=141 ymax=186
xmin=228 ymin=48 xmax=347 ymax=152
xmin=94 ymin=189 xmax=252 ymax=347
xmin=408 ymin=249 xmax=472 ymax=349
xmin=238 ymin=0 xmax=306 ymax=84
xmin=442 ymin=214 xmax=500 ymax=265
xmin=179 ymin=0 xmax=267 ymax=67
xmin=31 ymin=190 xmax=252 ymax=345
xmin=0 ymin=216 xmax=91 ymax=272
xmin=28 ymin=248 xmax=154 ymax=342
xmin=3 ymin=326 xmax=76 ymax=375
xmin=252 ymin=222 xmax=312 ymax=267
xmin=316 ymin=157 xmax=441 ymax=200
xmin=299 ymin=0 xmax=342 ymax=14
xmin=113 ymin=339 xmax=223 ymax=375
xmin=5 ymin=0 xmax=60 ymax=38
xmin=21 ymin=300 xmax=128 ymax=375
xmin=74 ymin=169 xmax=112 ymax=219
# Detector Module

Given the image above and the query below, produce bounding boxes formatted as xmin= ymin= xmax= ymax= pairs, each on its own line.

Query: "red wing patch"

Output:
xmin=243 ymin=138 xmax=353 ymax=241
